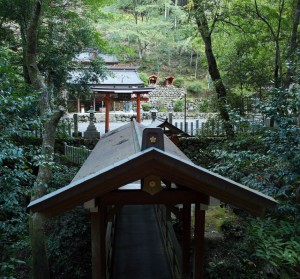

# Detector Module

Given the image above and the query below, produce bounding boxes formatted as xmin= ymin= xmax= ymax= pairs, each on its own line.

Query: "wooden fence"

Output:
xmin=64 ymin=143 xmax=92 ymax=165
xmin=174 ymin=117 xmax=267 ymax=137
xmin=155 ymin=205 xmax=182 ymax=279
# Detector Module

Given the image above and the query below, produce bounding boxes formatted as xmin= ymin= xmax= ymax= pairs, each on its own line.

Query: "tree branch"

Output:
xmin=254 ymin=0 xmax=277 ymax=41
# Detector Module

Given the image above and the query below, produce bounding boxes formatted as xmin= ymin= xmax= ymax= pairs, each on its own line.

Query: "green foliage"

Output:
xmin=0 ymin=48 xmax=39 ymax=277
xmin=138 ymin=72 xmax=149 ymax=86
xmin=47 ymin=208 xmax=92 ymax=278
xmin=187 ymin=80 xmax=202 ymax=95
xmin=245 ymin=218 xmax=300 ymax=277
xmin=202 ymin=88 xmax=299 ymax=277
xmin=173 ymin=99 xmax=183 ymax=112
xmin=142 ymin=102 xmax=151 ymax=111
xmin=44 ymin=160 xmax=90 ymax=278
xmin=174 ymin=76 xmax=185 ymax=88
xmin=195 ymin=97 xmax=218 ymax=113
xmin=207 ymin=215 xmax=300 ymax=279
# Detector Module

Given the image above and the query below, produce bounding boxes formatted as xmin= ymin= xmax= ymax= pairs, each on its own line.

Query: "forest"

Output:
xmin=0 ymin=0 xmax=299 ymax=278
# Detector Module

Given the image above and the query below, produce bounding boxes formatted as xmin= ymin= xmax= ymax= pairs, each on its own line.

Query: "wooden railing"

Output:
xmin=155 ymin=205 xmax=182 ymax=279
xmin=64 ymin=143 xmax=92 ymax=164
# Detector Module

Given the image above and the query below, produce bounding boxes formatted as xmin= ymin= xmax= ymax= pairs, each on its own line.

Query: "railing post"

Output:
xmin=193 ymin=203 xmax=207 ymax=279
xmin=182 ymin=203 xmax=191 ymax=278
xmin=91 ymin=204 xmax=107 ymax=279
xmin=63 ymin=142 xmax=67 ymax=155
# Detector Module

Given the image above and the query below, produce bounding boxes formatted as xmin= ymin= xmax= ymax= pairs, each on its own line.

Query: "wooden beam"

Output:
xmin=193 ymin=204 xmax=206 ymax=279
xmin=91 ymin=205 xmax=107 ymax=279
xmin=182 ymin=203 xmax=191 ymax=277
xmin=105 ymin=97 xmax=110 ymax=133
xmin=99 ymin=189 xmax=209 ymax=205
xmin=136 ymin=94 xmax=141 ymax=123
xmin=91 ymin=211 xmax=100 ymax=279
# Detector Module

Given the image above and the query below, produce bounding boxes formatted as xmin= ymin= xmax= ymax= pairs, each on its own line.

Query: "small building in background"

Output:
xmin=148 ymin=74 xmax=159 ymax=86
xmin=68 ymin=50 xmax=151 ymax=113
xmin=165 ymin=76 xmax=175 ymax=86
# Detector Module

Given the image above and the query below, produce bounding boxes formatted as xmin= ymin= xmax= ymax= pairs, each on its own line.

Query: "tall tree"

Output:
xmin=26 ymin=2 xmax=62 ymax=276
xmin=20 ymin=0 xmax=107 ymax=277
xmin=190 ymin=0 xmax=234 ymax=138
xmin=100 ymin=0 xmax=184 ymax=61
xmin=285 ymin=0 xmax=300 ymax=86
xmin=254 ymin=0 xmax=286 ymax=88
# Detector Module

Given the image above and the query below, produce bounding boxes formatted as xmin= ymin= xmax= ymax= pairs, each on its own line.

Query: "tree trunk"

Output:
xmin=194 ymin=52 xmax=198 ymax=80
xmin=285 ymin=0 xmax=300 ymax=87
xmin=193 ymin=0 xmax=234 ymax=139
xmin=254 ymin=0 xmax=285 ymax=88
xmin=26 ymin=1 xmax=64 ymax=278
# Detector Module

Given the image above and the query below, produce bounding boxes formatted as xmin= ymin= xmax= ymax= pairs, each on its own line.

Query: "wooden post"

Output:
xmin=136 ymin=94 xmax=141 ymax=123
xmin=91 ymin=205 xmax=106 ymax=279
xmin=105 ymin=97 xmax=110 ymax=133
xmin=182 ymin=203 xmax=191 ymax=278
xmin=73 ymin=113 xmax=78 ymax=137
xmin=77 ymin=98 xmax=80 ymax=113
xmin=193 ymin=203 xmax=206 ymax=279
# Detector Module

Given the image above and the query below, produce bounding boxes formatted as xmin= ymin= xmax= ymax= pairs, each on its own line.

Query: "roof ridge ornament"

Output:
xmin=141 ymin=128 xmax=164 ymax=151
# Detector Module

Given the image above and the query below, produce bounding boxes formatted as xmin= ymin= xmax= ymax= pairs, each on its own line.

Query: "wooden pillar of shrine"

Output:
xmin=182 ymin=203 xmax=191 ymax=278
xmin=193 ymin=203 xmax=207 ymax=279
xmin=136 ymin=94 xmax=141 ymax=123
xmin=105 ymin=96 xmax=110 ymax=133
xmin=91 ymin=205 xmax=107 ymax=279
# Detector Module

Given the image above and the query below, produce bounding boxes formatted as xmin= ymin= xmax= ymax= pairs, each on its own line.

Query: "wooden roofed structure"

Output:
xmin=28 ymin=120 xmax=277 ymax=278
xmin=148 ymin=117 xmax=190 ymax=144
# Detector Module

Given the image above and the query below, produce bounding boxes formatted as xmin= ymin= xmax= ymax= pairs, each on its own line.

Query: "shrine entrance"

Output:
xmin=91 ymin=87 xmax=154 ymax=132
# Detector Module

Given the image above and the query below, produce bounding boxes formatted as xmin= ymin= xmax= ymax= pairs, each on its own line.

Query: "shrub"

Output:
xmin=138 ymin=72 xmax=149 ymax=86
xmin=174 ymin=76 xmax=185 ymax=88
xmin=142 ymin=103 xmax=151 ymax=111
xmin=187 ymin=81 xmax=202 ymax=95
xmin=196 ymin=98 xmax=218 ymax=113
xmin=173 ymin=99 xmax=183 ymax=112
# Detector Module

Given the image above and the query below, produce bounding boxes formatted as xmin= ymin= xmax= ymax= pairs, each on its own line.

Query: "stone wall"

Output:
xmin=76 ymin=113 xmax=136 ymax=123
xmin=147 ymin=85 xmax=186 ymax=110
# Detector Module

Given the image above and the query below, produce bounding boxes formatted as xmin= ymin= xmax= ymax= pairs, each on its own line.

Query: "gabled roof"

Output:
xmin=96 ymin=69 xmax=144 ymax=86
xmin=74 ymin=52 xmax=119 ymax=64
xmin=28 ymin=121 xmax=277 ymax=218
xmin=148 ymin=118 xmax=190 ymax=137
xmin=68 ymin=69 xmax=144 ymax=87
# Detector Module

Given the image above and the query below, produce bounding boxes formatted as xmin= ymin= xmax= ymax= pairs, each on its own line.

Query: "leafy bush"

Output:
xmin=138 ymin=72 xmax=149 ymax=86
xmin=173 ymin=99 xmax=183 ymax=112
xmin=183 ymin=87 xmax=300 ymax=277
xmin=142 ymin=103 xmax=151 ymax=111
xmin=47 ymin=208 xmax=91 ymax=278
xmin=187 ymin=81 xmax=202 ymax=95
xmin=174 ymin=76 xmax=185 ymax=88
xmin=196 ymin=97 xmax=218 ymax=113
xmin=0 ymin=48 xmax=39 ymax=278
xmin=245 ymin=218 xmax=300 ymax=277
